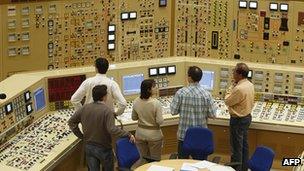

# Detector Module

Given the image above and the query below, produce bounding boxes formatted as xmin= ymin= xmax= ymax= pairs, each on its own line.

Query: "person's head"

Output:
xmin=140 ymin=79 xmax=157 ymax=99
xmin=95 ymin=57 xmax=109 ymax=74
xmin=233 ymin=63 xmax=249 ymax=83
xmin=92 ymin=85 xmax=108 ymax=102
xmin=187 ymin=66 xmax=202 ymax=83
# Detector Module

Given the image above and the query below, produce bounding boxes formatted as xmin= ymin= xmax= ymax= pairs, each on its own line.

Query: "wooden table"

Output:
xmin=135 ymin=159 xmax=235 ymax=171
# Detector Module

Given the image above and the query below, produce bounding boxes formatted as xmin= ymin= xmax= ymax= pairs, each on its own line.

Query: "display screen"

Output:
xmin=199 ymin=71 xmax=215 ymax=90
xmin=123 ymin=74 xmax=144 ymax=95
xmin=129 ymin=12 xmax=137 ymax=19
xmin=247 ymin=70 xmax=253 ymax=79
xmin=5 ymin=103 xmax=13 ymax=114
xmin=269 ymin=3 xmax=278 ymax=11
xmin=108 ymin=43 xmax=115 ymax=50
xmin=121 ymin=13 xmax=129 ymax=20
xmin=167 ymin=65 xmax=176 ymax=74
xmin=159 ymin=0 xmax=167 ymax=7
xmin=149 ymin=68 xmax=158 ymax=77
xmin=34 ymin=88 xmax=46 ymax=111
xmin=24 ymin=91 xmax=31 ymax=102
xmin=239 ymin=1 xmax=247 ymax=8
xmin=108 ymin=25 xmax=115 ymax=32
xmin=108 ymin=34 xmax=115 ymax=41
xmin=48 ymin=75 xmax=86 ymax=102
xmin=249 ymin=1 xmax=258 ymax=9
xmin=280 ymin=4 xmax=288 ymax=11
xmin=26 ymin=103 xmax=33 ymax=114
xmin=158 ymin=67 xmax=167 ymax=75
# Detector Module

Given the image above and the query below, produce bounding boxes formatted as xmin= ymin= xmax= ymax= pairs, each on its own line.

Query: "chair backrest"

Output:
xmin=116 ymin=137 xmax=140 ymax=169
xmin=182 ymin=127 xmax=214 ymax=160
xmin=248 ymin=146 xmax=275 ymax=171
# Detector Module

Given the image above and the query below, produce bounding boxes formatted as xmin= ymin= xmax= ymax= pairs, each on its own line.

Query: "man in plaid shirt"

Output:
xmin=170 ymin=66 xmax=216 ymax=159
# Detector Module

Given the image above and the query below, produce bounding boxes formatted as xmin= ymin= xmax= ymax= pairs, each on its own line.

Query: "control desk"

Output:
xmin=0 ymin=57 xmax=303 ymax=170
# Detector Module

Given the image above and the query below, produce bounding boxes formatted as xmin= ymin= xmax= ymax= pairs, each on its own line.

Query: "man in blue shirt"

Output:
xmin=170 ymin=66 xmax=216 ymax=159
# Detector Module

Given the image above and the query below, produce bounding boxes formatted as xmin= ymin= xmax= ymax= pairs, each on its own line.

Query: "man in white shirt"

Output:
xmin=71 ymin=57 xmax=127 ymax=115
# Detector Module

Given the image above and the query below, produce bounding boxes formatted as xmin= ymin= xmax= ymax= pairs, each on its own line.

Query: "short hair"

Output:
xmin=92 ymin=85 xmax=107 ymax=102
xmin=95 ymin=58 xmax=109 ymax=74
xmin=235 ymin=63 xmax=249 ymax=78
xmin=140 ymin=79 xmax=156 ymax=99
xmin=187 ymin=66 xmax=202 ymax=82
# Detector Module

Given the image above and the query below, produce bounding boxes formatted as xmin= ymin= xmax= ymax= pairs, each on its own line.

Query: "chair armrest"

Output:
xmin=211 ymin=156 xmax=221 ymax=164
xmin=118 ymin=167 xmax=131 ymax=171
xmin=143 ymin=156 xmax=160 ymax=163
xmin=169 ymin=153 xmax=178 ymax=159
xmin=224 ymin=162 xmax=242 ymax=167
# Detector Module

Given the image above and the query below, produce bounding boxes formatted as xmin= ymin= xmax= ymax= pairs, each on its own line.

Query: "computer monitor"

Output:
xmin=199 ymin=71 xmax=215 ymax=90
xmin=123 ymin=74 xmax=144 ymax=95
xmin=34 ymin=88 xmax=46 ymax=111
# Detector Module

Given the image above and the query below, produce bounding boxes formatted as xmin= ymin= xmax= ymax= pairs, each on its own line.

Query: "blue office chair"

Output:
xmin=116 ymin=137 xmax=140 ymax=171
xmin=247 ymin=146 xmax=275 ymax=171
xmin=182 ymin=127 xmax=214 ymax=160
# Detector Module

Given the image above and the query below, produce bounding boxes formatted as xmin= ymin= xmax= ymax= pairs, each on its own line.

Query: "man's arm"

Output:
xmin=106 ymin=109 xmax=130 ymax=137
xmin=71 ymin=81 xmax=87 ymax=111
xmin=131 ymin=108 xmax=138 ymax=121
xmin=68 ymin=108 xmax=83 ymax=139
xmin=170 ymin=91 xmax=181 ymax=115
xmin=224 ymin=87 xmax=244 ymax=107
xmin=155 ymin=101 xmax=164 ymax=125
xmin=207 ymin=95 xmax=217 ymax=119
xmin=111 ymin=82 xmax=127 ymax=116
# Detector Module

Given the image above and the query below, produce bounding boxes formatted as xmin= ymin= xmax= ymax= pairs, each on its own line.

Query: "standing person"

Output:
xmin=170 ymin=66 xmax=216 ymax=159
xmin=132 ymin=79 xmax=164 ymax=165
xmin=71 ymin=57 xmax=127 ymax=116
xmin=68 ymin=85 xmax=135 ymax=171
xmin=225 ymin=63 xmax=254 ymax=171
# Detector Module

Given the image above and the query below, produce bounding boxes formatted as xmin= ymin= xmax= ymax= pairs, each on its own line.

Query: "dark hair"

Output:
xmin=235 ymin=63 xmax=249 ymax=78
xmin=95 ymin=58 xmax=109 ymax=74
xmin=140 ymin=79 xmax=156 ymax=99
xmin=92 ymin=85 xmax=107 ymax=102
xmin=187 ymin=66 xmax=202 ymax=82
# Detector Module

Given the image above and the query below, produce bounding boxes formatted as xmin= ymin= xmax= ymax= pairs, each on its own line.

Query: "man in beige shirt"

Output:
xmin=225 ymin=63 xmax=254 ymax=171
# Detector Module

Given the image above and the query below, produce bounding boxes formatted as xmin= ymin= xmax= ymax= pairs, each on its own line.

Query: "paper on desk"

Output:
xmin=190 ymin=160 xmax=216 ymax=169
xmin=147 ymin=165 xmax=174 ymax=171
xmin=209 ymin=165 xmax=235 ymax=171
xmin=180 ymin=163 xmax=198 ymax=171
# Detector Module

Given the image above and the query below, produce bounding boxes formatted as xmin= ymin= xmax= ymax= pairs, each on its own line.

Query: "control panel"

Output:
xmin=0 ymin=109 xmax=76 ymax=170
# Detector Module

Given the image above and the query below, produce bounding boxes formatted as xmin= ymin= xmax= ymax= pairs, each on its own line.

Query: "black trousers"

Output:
xmin=230 ymin=115 xmax=252 ymax=171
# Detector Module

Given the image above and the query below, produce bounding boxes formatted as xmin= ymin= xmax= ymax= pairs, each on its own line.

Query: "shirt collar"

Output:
xmin=237 ymin=78 xmax=248 ymax=85
xmin=94 ymin=101 xmax=105 ymax=104
xmin=189 ymin=82 xmax=200 ymax=86
xmin=96 ymin=73 xmax=107 ymax=77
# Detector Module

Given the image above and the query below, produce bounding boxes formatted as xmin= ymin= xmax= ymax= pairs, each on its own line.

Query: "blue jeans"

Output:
xmin=85 ymin=144 xmax=114 ymax=171
xmin=230 ymin=115 xmax=252 ymax=171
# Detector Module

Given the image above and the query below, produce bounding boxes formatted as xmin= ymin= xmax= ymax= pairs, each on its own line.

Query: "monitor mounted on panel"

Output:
xmin=123 ymin=74 xmax=144 ymax=95
xmin=34 ymin=88 xmax=46 ymax=111
xmin=199 ymin=71 xmax=215 ymax=90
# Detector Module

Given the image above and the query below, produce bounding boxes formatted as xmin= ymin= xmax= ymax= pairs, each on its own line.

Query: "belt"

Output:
xmin=230 ymin=113 xmax=251 ymax=118
xmin=138 ymin=124 xmax=160 ymax=130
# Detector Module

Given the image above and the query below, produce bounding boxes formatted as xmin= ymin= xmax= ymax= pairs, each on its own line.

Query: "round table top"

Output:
xmin=134 ymin=159 xmax=235 ymax=171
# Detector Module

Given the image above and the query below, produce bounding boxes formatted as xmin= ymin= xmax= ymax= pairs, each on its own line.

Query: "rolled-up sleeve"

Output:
xmin=111 ymin=82 xmax=127 ymax=116
xmin=71 ymin=80 xmax=87 ymax=111
xmin=170 ymin=91 xmax=181 ymax=115
xmin=224 ymin=88 xmax=243 ymax=107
